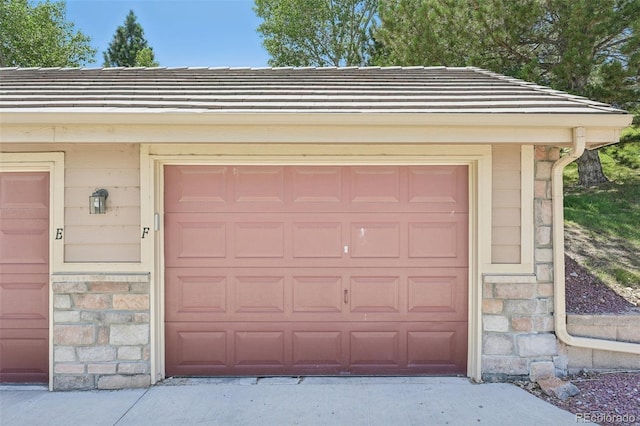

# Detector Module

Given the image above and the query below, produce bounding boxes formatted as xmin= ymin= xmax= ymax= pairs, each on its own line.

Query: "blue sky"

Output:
xmin=65 ymin=0 xmax=271 ymax=67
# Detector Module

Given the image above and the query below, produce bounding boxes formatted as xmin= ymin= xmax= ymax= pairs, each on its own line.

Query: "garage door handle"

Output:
xmin=344 ymin=289 xmax=349 ymax=304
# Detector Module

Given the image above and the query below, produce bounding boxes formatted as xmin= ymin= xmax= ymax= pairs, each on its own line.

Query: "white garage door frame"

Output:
xmin=141 ymin=144 xmax=492 ymax=383
xmin=0 ymin=152 xmax=65 ymax=391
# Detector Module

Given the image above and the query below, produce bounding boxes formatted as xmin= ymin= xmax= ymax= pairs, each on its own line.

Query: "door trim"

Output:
xmin=141 ymin=144 xmax=491 ymax=383
xmin=0 ymin=152 xmax=64 ymax=391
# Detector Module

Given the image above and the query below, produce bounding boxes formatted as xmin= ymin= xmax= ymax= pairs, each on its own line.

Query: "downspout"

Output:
xmin=552 ymin=127 xmax=640 ymax=355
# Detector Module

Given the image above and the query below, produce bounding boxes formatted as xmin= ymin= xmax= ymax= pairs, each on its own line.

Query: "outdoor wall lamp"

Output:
xmin=89 ymin=189 xmax=108 ymax=214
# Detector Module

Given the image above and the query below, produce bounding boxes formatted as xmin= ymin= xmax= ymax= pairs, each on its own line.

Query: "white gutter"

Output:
xmin=552 ymin=127 xmax=640 ymax=355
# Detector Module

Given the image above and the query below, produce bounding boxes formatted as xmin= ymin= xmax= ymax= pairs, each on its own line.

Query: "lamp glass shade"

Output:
xmin=89 ymin=189 xmax=108 ymax=214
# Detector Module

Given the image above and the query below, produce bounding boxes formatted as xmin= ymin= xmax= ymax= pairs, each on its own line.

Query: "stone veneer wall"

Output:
xmin=52 ymin=274 xmax=151 ymax=390
xmin=481 ymin=146 xmax=565 ymax=381
xmin=565 ymin=314 xmax=640 ymax=370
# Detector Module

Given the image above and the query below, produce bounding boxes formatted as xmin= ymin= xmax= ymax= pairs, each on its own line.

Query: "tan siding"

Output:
xmin=0 ymin=143 xmax=141 ymax=263
xmin=492 ymin=145 xmax=521 ymax=263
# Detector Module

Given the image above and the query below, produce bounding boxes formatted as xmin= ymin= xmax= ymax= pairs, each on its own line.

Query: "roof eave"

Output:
xmin=0 ymin=110 xmax=632 ymax=129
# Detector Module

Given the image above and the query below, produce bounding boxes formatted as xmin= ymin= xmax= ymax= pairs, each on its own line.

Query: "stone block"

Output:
xmin=534 ymin=146 xmax=548 ymax=160
xmin=537 ymin=377 xmax=579 ymax=400
xmin=533 ymin=315 xmax=554 ymax=332
xmin=134 ymin=313 xmax=150 ymax=323
xmin=483 ymin=333 xmax=514 ymax=355
xmin=535 ymin=226 xmax=551 ymax=246
xmin=593 ymin=350 xmax=640 ymax=369
xmin=142 ymin=345 xmax=150 ymax=361
xmin=52 ymin=282 xmax=87 ymax=293
xmin=535 ymin=248 xmax=553 ymax=263
xmin=110 ymin=324 xmax=149 ymax=345
xmin=54 ymin=375 xmax=94 ymax=391
xmin=505 ymin=299 xmax=550 ymax=315
xmin=534 ymin=180 xmax=548 ymax=199
xmin=548 ymin=147 xmax=560 ymax=161
xmin=53 ymin=295 xmax=72 ymax=309
xmin=529 ymin=361 xmax=555 ymax=382
xmin=535 ymin=200 xmax=553 ymax=226
xmin=511 ymin=316 xmax=533 ymax=332
xmin=117 ymin=362 xmax=148 ymax=374
xmin=80 ymin=311 xmax=102 ymax=322
xmin=617 ymin=325 xmax=640 ymax=343
xmin=54 ymin=310 xmax=81 ymax=323
xmin=113 ymin=294 xmax=149 ymax=310
xmin=54 ymin=346 xmax=77 ymax=362
xmin=97 ymin=326 xmax=110 ymax=345
xmin=54 ymin=324 xmax=95 ymax=345
xmin=482 ymin=299 xmax=503 ymax=314
xmin=103 ymin=312 xmax=134 ymax=324
xmin=535 ymin=161 xmax=552 ymax=180
xmin=516 ymin=334 xmax=557 ymax=357
xmin=89 ymin=282 xmax=129 ymax=293
xmin=566 ymin=346 xmax=593 ymax=369
xmin=566 ymin=323 xmax=617 ymax=340
xmin=494 ymin=283 xmax=536 ymax=300
xmin=129 ymin=282 xmax=149 ymax=293
xmin=482 ymin=356 xmax=529 ymax=375
xmin=72 ymin=294 xmax=111 ymax=310
xmin=54 ymin=363 xmax=86 ymax=374
xmin=536 ymin=264 xmax=553 ymax=283
xmin=483 ymin=282 xmax=494 ymax=298
xmin=97 ymin=374 xmax=150 ymax=390
xmin=537 ymin=283 xmax=554 ymax=298
xmin=88 ymin=364 xmax=117 ymax=374
xmin=118 ymin=346 xmax=142 ymax=360
xmin=77 ymin=346 xmax=117 ymax=362
xmin=483 ymin=315 xmax=510 ymax=332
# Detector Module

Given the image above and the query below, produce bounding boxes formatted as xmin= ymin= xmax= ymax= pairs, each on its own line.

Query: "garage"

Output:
xmin=0 ymin=172 xmax=49 ymax=383
xmin=164 ymin=164 xmax=468 ymax=376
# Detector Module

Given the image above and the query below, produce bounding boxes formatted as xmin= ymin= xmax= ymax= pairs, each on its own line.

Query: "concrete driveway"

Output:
xmin=1 ymin=377 xmax=582 ymax=425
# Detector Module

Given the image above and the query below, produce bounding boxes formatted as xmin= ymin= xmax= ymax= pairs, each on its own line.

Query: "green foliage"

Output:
xmin=103 ymin=10 xmax=157 ymax=67
xmin=254 ymin=0 xmax=377 ymax=66
xmin=135 ymin=47 xmax=158 ymax=67
xmin=564 ymin=148 xmax=640 ymax=289
xmin=0 ymin=0 xmax=96 ymax=67
xmin=374 ymin=0 xmax=640 ymax=109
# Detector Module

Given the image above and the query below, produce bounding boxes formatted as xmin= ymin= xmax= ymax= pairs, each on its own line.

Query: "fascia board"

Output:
xmin=0 ymin=110 xmax=632 ymax=129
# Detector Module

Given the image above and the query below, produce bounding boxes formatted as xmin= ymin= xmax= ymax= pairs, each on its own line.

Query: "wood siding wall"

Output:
xmin=491 ymin=145 xmax=521 ymax=263
xmin=1 ymin=144 xmax=140 ymax=263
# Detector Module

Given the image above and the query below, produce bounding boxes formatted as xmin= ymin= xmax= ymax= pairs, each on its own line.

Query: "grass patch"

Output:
xmin=563 ymin=141 xmax=640 ymax=291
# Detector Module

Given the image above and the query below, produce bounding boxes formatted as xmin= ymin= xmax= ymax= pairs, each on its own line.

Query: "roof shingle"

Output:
xmin=0 ymin=66 xmax=627 ymax=115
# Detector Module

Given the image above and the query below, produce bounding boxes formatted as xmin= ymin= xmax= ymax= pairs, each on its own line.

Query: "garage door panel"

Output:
xmin=235 ymin=331 xmax=285 ymax=366
xmin=408 ymin=166 xmax=468 ymax=212
xmin=0 ymin=330 xmax=48 ymax=383
xmin=350 ymin=276 xmax=399 ymax=313
xmin=292 ymin=222 xmax=342 ymax=258
xmin=0 ymin=173 xmax=49 ymax=218
xmin=235 ymin=276 xmax=285 ymax=313
xmin=165 ymin=269 xmax=227 ymax=321
xmin=164 ymin=215 xmax=226 ymax=266
xmin=407 ymin=270 xmax=468 ymax=321
xmin=350 ymin=331 xmax=400 ymax=367
xmin=293 ymin=276 xmax=343 ymax=313
xmin=292 ymin=167 xmax=342 ymax=203
xmin=406 ymin=322 xmax=467 ymax=372
xmin=234 ymin=222 xmax=284 ymax=258
xmin=0 ymin=219 xmax=49 ymax=266
xmin=164 ymin=165 xmax=228 ymax=212
xmin=350 ymin=167 xmax=400 ymax=203
xmin=292 ymin=331 xmax=343 ymax=366
xmin=350 ymin=222 xmax=400 ymax=258
xmin=234 ymin=167 xmax=284 ymax=203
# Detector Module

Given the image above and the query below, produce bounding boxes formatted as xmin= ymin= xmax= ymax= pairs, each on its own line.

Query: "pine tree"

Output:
xmin=103 ymin=10 xmax=157 ymax=67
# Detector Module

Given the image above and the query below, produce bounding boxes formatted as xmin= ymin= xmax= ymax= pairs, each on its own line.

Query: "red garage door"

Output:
xmin=0 ymin=172 xmax=49 ymax=383
xmin=164 ymin=165 xmax=468 ymax=376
